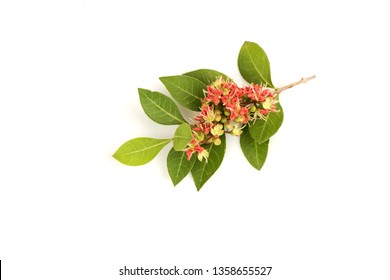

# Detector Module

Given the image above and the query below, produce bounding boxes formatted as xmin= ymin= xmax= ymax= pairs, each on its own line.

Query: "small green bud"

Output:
xmin=215 ymin=109 xmax=222 ymax=115
xmin=232 ymin=125 xmax=243 ymax=136
xmin=220 ymin=116 xmax=227 ymax=123
xmin=234 ymin=116 xmax=245 ymax=123
xmin=249 ymin=105 xmax=257 ymax=113
xmin=213 ymin=138 xmax=222 ymax=145
xmin=224 ymin=110 xmax=230 ymax=116
xmin=224 ymin=121 xmax=232 ymax=130
xmin=215 ymin=114 xmax=222 ymax=122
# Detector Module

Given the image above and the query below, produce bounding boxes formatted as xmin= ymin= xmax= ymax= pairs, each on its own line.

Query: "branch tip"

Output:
xmin=275 ymin=75 xmax=316 ymax=95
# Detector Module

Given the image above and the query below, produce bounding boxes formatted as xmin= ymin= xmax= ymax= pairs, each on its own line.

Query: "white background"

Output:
xmin=1 ymin=0 xmax=389 ymax=279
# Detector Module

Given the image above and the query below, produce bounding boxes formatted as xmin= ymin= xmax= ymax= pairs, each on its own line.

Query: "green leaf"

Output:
xmin=167 ymin=148 xmax=196 ymax=186
xmin=113 ymin=138 xmax=171 ymax=166
xmin=240 ymin=127 xmax=269 ymax=170
xmin=159 ymin=75 xmax=205 ymax=111
xmin=138 ymin=88 xmax=185 ymax=125
xmin=249 ymin=103 xmax=284 ymax=144
xmin=184 ymin=69 xmax=230 ymax=85
xmin=191 ymin=135 xmax=226 ymax=191
xmin=173 ymin=123 xmax=193 ymax=151
xmin=238 ymin=41 xmax=274 ymax=88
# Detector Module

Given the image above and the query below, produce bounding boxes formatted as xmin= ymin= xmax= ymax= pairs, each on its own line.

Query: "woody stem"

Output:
xmin=274 ymin=75 xmax=316 ymax=95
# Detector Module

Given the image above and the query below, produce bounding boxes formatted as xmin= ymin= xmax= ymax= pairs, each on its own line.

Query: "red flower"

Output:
xmin=186 ymin=149 xmax=194 ymax=160
xmin=240 ymin=107 xmax=248 ymax=115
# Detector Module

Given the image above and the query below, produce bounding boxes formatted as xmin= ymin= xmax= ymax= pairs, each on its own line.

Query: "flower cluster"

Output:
xmin=185 ymin=77 xmax=279 ymax=161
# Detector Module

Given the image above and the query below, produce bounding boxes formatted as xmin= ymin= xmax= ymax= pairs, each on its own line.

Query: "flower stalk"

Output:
xmin=274 ymin=75 xmax=316 ymax=95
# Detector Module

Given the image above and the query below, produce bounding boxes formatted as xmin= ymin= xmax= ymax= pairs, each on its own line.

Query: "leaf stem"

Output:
xmin=274 ymin=75 xmax=316 ymax=95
